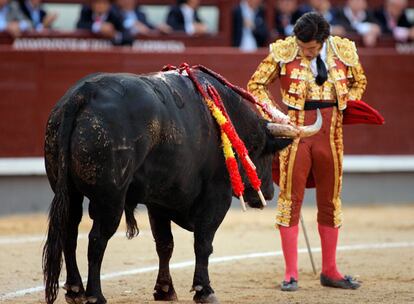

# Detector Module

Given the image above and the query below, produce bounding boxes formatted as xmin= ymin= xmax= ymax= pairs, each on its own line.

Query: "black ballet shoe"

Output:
xmin=320 ymin=273 xmax=361 ymax=289
xmin=280 ymin=277 xmax=298 ymax=291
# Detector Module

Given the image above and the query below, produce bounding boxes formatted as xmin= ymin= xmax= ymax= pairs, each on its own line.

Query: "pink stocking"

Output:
xmin=318 ymin=224 xmax=344 ymax=280
xmin=279 ymin=225 xmax=299 ymax=281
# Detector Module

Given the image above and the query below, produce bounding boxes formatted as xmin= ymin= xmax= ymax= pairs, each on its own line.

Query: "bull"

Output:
xmin=43 ymin=66 xmax=321 ymax=304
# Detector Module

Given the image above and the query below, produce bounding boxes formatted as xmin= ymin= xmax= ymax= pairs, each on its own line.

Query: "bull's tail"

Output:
xmin=42 ymin=83 xmax=92 ymax=304
xmin=125 ymin=203 xmax=139 ymax=239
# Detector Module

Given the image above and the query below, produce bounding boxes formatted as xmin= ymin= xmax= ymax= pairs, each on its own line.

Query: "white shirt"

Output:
xmin=123 ymin=10 xmax=138 ymax=34
xmin=180 ymin=4 xmax=195 ymax=35
xmin=25 ymin=0 xmax=42 ymax=30
xmin=310 ymin=41 xmax=327 ymax=77
xmin=344 ymin=6 xmax=372 ymax=35
xmin=0 ymin=6 xmax=7 ymax=31
xmin=239 ymin=1 xmax=257 ymax=52
xmin=92 ymin=13 xmax=108 ymax=33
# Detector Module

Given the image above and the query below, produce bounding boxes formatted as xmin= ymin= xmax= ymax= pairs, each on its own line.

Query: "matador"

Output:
xmin=248 ymin=12 xmax=366 ymax=291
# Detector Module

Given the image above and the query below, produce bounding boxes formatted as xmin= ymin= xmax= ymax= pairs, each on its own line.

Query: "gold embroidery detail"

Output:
xmin=329 ymin=108 xmax=344 ymax=227
xmin=288 ymin=81 xmax=306 ymax=95
xmin=347 ymin=63 xmax=367 ymax=101
xmin=270 ymin=36 xmax=299 ymax=63
xmin=281 ymin=91 xmax=305 ymax=109
xmin=247 ymin=54 xmax=281 ymax=119
xmin=329 ymin=36 xmax=359 ymax=67
xmin=280 ymin=64 xmax=286 ymax=75
xmin=275 ymin=110 xmax=304 ymax=227
xmin=290 ymin=68 xmax=300 ymax=79
xmin=331 ymin=69 xmax=346 ymax=81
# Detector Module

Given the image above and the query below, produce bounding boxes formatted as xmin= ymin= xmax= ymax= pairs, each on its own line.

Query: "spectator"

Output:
xmin=375 ymin=0 xmax=414 ymax=41
xmin=331 ymin=0 xmax=381 ymax=46
xmin=274 ymin=0 xmax=301 ymax=36
xmin=294 ymin=0 xmax=345 ymax=36
xmin=166 ymin=0 xmax=208 ymax=35
xmin=0 ymin=0 xmax=31 ymax=37
xmin=18 ymin=0 xmax=57 ymax=31
xmin=232 ymin=0 xmax=268 ymax=51
xmin=115 ymin=0 xmax=170 ymax=35
xmin=77 ymin=0 xmax=132 ymax=45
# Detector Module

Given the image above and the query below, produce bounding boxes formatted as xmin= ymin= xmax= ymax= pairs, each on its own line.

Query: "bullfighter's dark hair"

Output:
xmin=293 ymin=12 xmax=330 ymax=43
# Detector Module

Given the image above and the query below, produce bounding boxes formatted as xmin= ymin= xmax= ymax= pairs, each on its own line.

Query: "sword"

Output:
xmin=300 ymin=213 xmax=317 ymax=276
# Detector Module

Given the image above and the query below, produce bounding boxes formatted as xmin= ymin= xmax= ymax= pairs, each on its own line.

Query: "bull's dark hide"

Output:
xmin=43 ymin=69 xmax=291 ymax=304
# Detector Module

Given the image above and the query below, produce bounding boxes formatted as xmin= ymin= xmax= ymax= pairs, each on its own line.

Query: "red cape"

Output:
xmin=343 ymin=100 xmax=385 ymax=125
xmin=272 ymin=100 xmax=384 ymax=188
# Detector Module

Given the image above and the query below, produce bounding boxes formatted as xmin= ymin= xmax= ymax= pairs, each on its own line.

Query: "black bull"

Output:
xmin=43 ymin=69 xmax=294 ymax=304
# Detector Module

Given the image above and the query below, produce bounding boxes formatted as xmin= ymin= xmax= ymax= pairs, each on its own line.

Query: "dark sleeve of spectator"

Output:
xmin=135 ymin=7 xmax=154 ymax=29
xmin=374 ymin=8 xmax=390 ymax=33
xmin=364 ymin=10 xmax=380 ymax=25
xmin=40 ymin=9 xmax=47 ymax=24
xmin=166 ymin=5 xmax=185 ymax=31
xmin=397 ymin=11 xmax=413 ymax=27
xmin=274 ymin=10 xmax=283 ymax=36
xmin=17 ymin=0 xmax=30 ymax=21
xmin=194 ymin=9 xmax=203 ymax=23
xmin=330 ymin=8 xmax=356 ymax=33
xmin=76 ymin=6 xmax=94 ymax=30
xmin=108 ymin=8 xmax=133 ymax=45
xmin=231 ymin=5 xmax=242 ymax=47
xmin=108 ymin=7 xmax=124 ymax=32
xmin=253 ymin=7 xmax=269 ymax=47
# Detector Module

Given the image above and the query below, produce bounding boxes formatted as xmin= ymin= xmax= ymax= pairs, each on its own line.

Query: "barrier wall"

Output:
xmin=0 ymin=46 xmax=413 ymax=157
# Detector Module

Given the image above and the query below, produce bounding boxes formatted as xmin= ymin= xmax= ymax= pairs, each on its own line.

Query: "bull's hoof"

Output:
xmin=153 ymin=284 xmax=178 ymax=301
xmin=84 ymin=295 xmax=107 ymax=304
xmin=192 ymin=286 xmax=219 ymax=304
xmin=193 ymin=293 xmax=219 ymax=304
xmin=63 ymin=284 xmax=86 ymax=304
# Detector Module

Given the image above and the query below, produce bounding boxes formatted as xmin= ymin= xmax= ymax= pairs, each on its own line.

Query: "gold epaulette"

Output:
xmin=329 ymin=36 xmax=359 ymax=67
xmin=270 ymin=36 xmax=299 ymax=64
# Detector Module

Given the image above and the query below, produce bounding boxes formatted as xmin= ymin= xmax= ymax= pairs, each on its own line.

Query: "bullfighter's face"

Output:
xmin=297 ymin=39 xmax=323 ymax=61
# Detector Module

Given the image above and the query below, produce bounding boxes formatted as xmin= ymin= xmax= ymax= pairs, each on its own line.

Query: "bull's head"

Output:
xmin=242 ymin=109 xmax=322 ymax=209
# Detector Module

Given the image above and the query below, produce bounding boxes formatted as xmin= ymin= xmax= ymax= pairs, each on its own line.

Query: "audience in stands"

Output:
xmin=0 ymin=0 xmax=31 ymax=37
xmin=232 ymin=0 xmax=269 ymax=51
xmin=1 ymin=0 xmax=412 ymax=45
xmin=17 ymin=0 xmax=57 ymax=31
xmin=76 ymin=0 xmax=132 ymax=44
xmin=375 ymin=0 xmax=414 ymax=41
xmin=274 ymin=0 xmax=302 ymax=36
xmin=302 ymin=0 xmax=346 ymax=35
xmin=115 ymin=0 xmax=171 ymax=36
xmin=166 ymin=0 xmax=208 ymax=35
xmin=331 ymin=0 xmax=381 ymax=46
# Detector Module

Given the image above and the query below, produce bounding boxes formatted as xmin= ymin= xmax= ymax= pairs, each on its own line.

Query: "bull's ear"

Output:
xmin=264 ymin=137 xmax=293 ymax=154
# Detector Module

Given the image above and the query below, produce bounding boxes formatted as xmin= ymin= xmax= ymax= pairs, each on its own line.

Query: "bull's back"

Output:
xmin=47 ymin=72 xmax=223 ymax=204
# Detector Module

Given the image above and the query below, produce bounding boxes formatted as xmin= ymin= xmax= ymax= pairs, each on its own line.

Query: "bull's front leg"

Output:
xmin=192 ymin=231 xmax=218 ymax=303
xmin=192 ymin=189 xmax=231 ymax=304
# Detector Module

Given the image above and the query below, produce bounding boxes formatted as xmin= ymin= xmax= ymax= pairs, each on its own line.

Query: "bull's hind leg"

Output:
xmin=148 ymin=209 xmax=178 ymax=301
xmin=85 ymin=193 xmax=125 ymax=304
xmin=63 ymin=191 xmax=86 ymax=304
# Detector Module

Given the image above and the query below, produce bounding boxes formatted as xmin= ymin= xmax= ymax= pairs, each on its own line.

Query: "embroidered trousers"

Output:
xmin=276 ymin=106 xmax=344 ymax=228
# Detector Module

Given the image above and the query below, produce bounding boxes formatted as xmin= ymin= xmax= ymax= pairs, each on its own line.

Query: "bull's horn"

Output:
xmin=266 ymin=122 xmax=301 ymax=138
xmin=266 ymin=109 xmax=322 ymax=138
xmin=298 ymin=109 xmax=322 ymax=138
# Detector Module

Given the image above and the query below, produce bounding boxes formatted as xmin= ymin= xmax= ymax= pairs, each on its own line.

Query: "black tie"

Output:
xmin=315 ymin=55 xmax=328 ymax=86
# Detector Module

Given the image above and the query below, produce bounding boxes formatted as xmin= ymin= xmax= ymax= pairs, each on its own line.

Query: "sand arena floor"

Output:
xmin=0 ymin=205 xmax=413 ymax=304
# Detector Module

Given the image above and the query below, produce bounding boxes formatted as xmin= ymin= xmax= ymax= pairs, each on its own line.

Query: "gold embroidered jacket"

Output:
xmin=248 ymin=36 xmax=367 ymax=116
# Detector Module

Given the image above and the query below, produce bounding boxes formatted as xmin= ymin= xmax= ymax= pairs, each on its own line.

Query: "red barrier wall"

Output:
xmin=0 ymin=46 xmax=413 ymax=157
